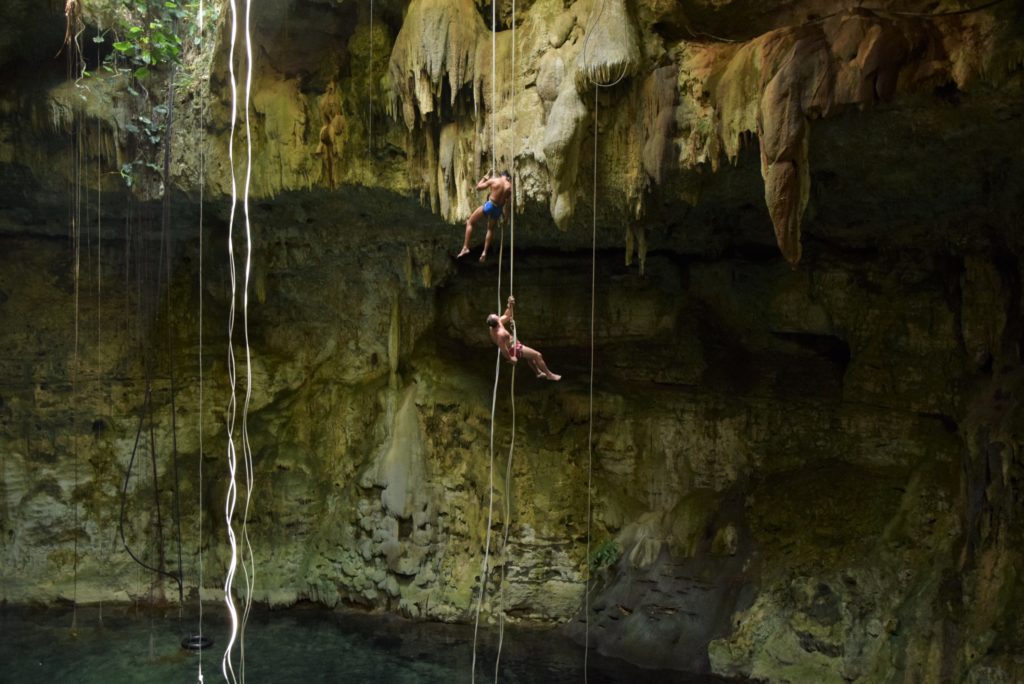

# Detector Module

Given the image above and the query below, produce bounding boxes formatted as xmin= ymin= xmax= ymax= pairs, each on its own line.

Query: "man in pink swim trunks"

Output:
xmin=487 ymin=296 xmax=561 ymax=381
xmin=459 ymin=170 xmax=511 ymax=262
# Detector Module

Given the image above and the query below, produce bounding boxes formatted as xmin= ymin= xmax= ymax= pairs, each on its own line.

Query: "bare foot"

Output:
xmin=457 ymin=246 xmax=471 ymax=259
xmin=479 ymin=252 xmax=488 ymax=263
xmin=536 ymin=372 xmax=546 ymax=379
xmin=545 ymin=373 xmax=561 ymax=381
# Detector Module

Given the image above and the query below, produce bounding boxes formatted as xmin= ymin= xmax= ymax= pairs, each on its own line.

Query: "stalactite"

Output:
xmin=388 ymin=0 xmax=484 ymax=130
xmin=574 ymin=0 xmax=641 ymax=92
xmin=542 ymin=78 xmax=588 ymax=230
xmin=707 ymin=11 xmax=978 ymax=265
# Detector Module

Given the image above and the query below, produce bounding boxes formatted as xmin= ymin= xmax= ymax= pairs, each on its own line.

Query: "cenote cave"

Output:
xmin=1 ymin=0 xmax=1023 ymax=682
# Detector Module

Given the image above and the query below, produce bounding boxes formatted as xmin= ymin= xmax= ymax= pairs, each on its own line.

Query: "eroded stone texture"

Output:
xmin=1 ymin=1 xmax=1024 ymax=682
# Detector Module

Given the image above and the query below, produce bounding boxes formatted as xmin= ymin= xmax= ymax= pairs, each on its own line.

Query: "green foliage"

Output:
xmin=88 ymin=1 xmax=207 ymax=190
xmin=94 ymin=0 xmax=200 ymax=80
xmin=589 ymin=540 xmax=621 ymax=574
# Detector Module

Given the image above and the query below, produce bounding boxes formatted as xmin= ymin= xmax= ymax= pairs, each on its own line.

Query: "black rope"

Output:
xmin=118 ymin=383 xmax=183 ymax=594
xmin=116 ymin=70 xmax=187 ymax=600
xmin=683 ymin=0 xmax=1012 ymax=45
xmin=146 ymin=368 xmax=168 ymax=578
xmin=871 ymin=0 xmax=1010 ymax=18
xmin=162 ymin=63 xmax=186 ymax=610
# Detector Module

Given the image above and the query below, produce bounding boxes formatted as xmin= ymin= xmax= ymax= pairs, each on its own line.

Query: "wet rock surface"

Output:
xmin=1 ymin=0 xmax=1023 ymax=682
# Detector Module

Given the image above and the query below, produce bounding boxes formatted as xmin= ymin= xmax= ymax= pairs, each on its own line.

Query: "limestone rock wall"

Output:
xmin=1 ymin=0 xmax=1024 ymax=682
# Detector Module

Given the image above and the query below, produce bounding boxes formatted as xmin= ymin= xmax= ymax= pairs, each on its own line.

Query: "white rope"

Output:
xmin=196 ymin=1 xmax=206 ymax=681
xmin=473 ymin=215 xmax=505 ymax=683
xmin=65 ymin=5 xmax=85 ymax=630
xmin=96 ymin=113 xmax=102 ymax=394
xmin=578 ymin=0 xmax=628 ymax=669
xmin=493 ymin=362 xmax=515 ymax=682
xmin=509 ymin=0 xmax=516 ymax=301
xmin=368 ymin=0 xmax=373 ymax=159
xmin=222 ymin=0 xmax=243 ymax=679
xmin=490 ymin=0 xmax=496 ymax=167
xmin=471 ymin=339 xmax=502 ymax=684
xmin=71 ymin=95 xmax=81 ymax=634
xmin=238 ymin=0 xmax=257 ymax=678
xmin=584 ymin=84 xmax=599 ymax=684
xmin=493 ymin=1 xmax=517 ymax=677
xmin=471 ymin=1 xmax=502 ymax=679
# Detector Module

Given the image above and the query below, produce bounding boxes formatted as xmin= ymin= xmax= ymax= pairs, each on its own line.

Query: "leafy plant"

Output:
xmin=589 ymin=540 xmax=621 ymax=574
xmin=98 ymin=0 xmax=198 ymax=79
xmin=87 ymin=1 xmax=205 ymax=190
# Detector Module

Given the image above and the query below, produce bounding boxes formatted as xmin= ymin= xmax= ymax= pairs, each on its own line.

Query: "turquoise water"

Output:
xmin=0 ymin=605 xmax=732 ymax=683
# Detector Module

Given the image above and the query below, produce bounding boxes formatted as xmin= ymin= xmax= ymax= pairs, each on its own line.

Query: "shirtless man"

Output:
xmin=487 ymin=296 xmax=561 ymax=381
xmin=459 ymin=171 xmax=511 ymax=262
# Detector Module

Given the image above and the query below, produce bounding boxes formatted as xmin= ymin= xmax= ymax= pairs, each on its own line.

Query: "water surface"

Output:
xmin=0 ymin=604 xmax=736 ymax=683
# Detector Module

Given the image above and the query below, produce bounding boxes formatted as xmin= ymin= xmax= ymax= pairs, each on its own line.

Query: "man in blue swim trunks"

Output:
xmin=459 ymin=170 xmax=512 ymax=262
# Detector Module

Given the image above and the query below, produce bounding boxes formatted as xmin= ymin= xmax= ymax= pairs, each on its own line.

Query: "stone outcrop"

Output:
xmin=1 ymin=0 xmax=1024 ymax=682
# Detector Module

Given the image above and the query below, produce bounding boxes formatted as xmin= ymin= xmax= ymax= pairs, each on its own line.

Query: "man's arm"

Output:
xmin=499 ymin=295 xmax=515 ymax=326
xmin=475 ymin=173 xmax=492 ymax=191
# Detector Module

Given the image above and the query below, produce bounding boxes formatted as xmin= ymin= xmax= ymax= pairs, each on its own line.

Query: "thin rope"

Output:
xmin=368 ymin=0 xmax=373 ymax=159
xmin=578 ymin=0 xmax=628 ymax=667
xmin=471 ymin=343 xmax=502 ymax=684
xmin=509 ymin=0 xmax=516 ymax=302
xmin=96 ymin=112 xmax=102 ymax=392
xmin=149 ymin=207 xmax=170 ymax=599
xmin=489 ymin=0 xmax=497 ymax=167
xmin=493 ymin=1 xmax=518 ymax=677
xmin=161 ymin=62 xmax=186 ymax=613
xmin=70 ymin=3 xmax=88 ymax=628
xmin=685 ymin=0 xmax=1012 ymax=45
xmin=71 ymin=109 xmax=81 ymax=634
xmin=493 ymin=361 xmax=515 ymax=682
xmin=197 ymin=2 xmax=207 ymax=680
xmin=222 ymin=0 xmax=243 ymax=679
xmin=197 ymin=1 xmax=206 ymax=681
xmin=238 ymin=0 xmax=258 ymax=678
xmin=65 ymin=1 xmax=85 ymax=631
xmin=111 ymin=82 xmax=183 ymax=618
xmin=583 ymin=83 xmax=599 ymax=684
xmin=471 ymin=2 xmax=503 ymax=679
xmin=870 ymin=0 xmax=1009 ymax=17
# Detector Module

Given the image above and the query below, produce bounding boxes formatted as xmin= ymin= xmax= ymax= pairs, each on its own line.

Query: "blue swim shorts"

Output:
xmin=483 ymin=200 xmax=503 ymax=220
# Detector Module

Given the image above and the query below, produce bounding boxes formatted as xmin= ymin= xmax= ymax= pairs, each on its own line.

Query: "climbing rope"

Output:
xmin=578 ymin=0 xmax=631 ymax=675
xmin=221 ymin=0 xmax=258 ymax=679
xmin=472 ymin=0 xmax=519 ymax=678
xmin=71 ymin=99 xmax=81 ymax=634
xmin=583 ymin=84 xmax=601 ymax=683
xmin=64 ymin=0 xmax=85 ymax=632
xmin=687 ymin=0 xmax=1012 ymax=45
xmin=161 ymin=62 xmax=187 ymax=615
xmin=222 ymin=0 xmax=244 ymax=680
xmin=368 ymin=0 xmax=373 ymax=159
xmin=196 ymin=2 xmax=207 ymax=681
xmin=471 ymin=325 xmax=502 ymax=684
xmin=119 ymin=197 xmax=187 ymax=609
xmin=490 ymin=0 xmax=497 ymax=168
xmin=238 ymin=0 xmax=258 ymax=677
xmin=493 ymin=0 xmax=518 ymax=677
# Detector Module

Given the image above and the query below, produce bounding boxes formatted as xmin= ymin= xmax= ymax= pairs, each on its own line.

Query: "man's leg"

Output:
xmin=520 ymin=345 xmax=561 ymax=380
xmin=480 ymin=220 xmax=494 ymax=262
xmin=460 ymin=206 xmax=485 ymax=258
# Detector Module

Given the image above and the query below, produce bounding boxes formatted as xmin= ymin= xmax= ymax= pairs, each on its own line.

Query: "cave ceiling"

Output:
xmin=0 ymin=0 xmax=1021 ymax=260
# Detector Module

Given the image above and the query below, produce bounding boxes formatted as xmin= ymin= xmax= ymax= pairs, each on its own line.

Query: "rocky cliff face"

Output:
xmin=1 ymin=0 xmax=1023 ymax=681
